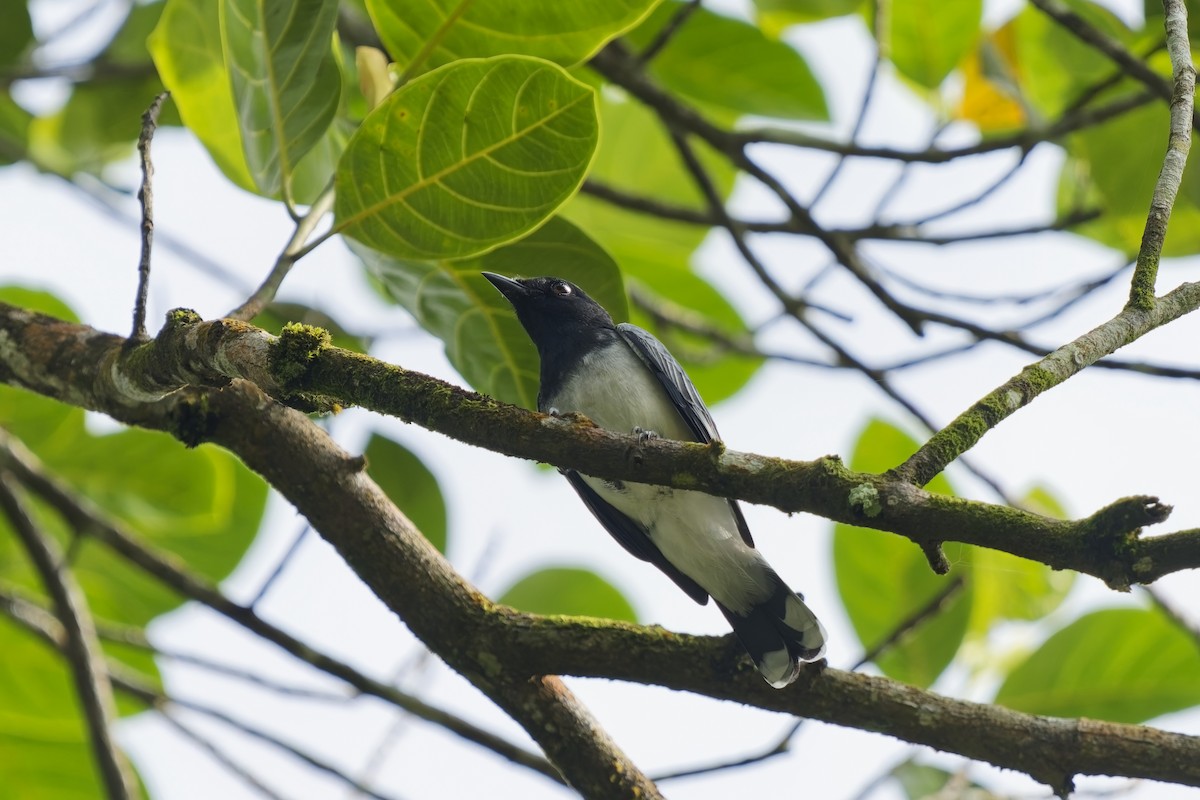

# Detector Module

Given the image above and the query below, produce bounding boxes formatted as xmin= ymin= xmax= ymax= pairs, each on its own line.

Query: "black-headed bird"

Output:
xmin=483 ymin=273 xmax=826 ymax=687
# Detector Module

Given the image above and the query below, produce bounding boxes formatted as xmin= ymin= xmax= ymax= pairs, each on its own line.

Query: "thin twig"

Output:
xmin=0 ymin=477 xmax=136 ymax=800
xmin=226 ymin=186 xmax=336 ymax=321
xmin=160 ymin=712 xmax=290 ymax=800
xmin=249 ymin=521 xmax=313 ymax=607
xmin=636 ymin=0 xmax=701 ymax=66
xmin=131 ymin=92 xmax=169 ymax=341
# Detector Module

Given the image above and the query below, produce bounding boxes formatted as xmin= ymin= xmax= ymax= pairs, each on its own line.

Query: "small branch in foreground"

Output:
xmin=131 ymin=91 xmax=168 ymax=342
xmin=0 ymin=478 xmax=136 ymax=800
xmin=226 ymin=187 xmax=336 ymax=322
xmin=1129 ymin=0 xmax=1194 ymax=309
xmin=895 ymin=280 xmax=1200 ymax=487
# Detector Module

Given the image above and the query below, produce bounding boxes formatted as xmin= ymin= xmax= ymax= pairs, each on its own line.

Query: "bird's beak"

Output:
xmin=481 ymin=272 xmax=529 ymax=302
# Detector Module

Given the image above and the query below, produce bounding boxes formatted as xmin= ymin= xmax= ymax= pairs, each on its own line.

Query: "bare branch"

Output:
xmin=0 ymin=478 xmax=136 ymax=800
xmin=131 ymin=92 xmax=168 ymax=342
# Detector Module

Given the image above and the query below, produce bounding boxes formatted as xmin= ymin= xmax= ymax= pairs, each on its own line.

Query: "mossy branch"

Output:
xmin=1 ymin=302 xmax=1196 ymax=590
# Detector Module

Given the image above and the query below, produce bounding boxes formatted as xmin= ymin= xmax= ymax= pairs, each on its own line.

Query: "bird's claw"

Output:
xmin=633 ymin=426 xmax=659 ymax=443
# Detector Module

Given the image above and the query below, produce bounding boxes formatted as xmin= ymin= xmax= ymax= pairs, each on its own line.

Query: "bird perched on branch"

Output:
xmin=483 ymin=272 xmax=826 ymax=687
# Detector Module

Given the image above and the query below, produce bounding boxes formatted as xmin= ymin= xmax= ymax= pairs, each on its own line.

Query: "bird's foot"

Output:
xmin=632 ymin=426 xmax=659 ymax=443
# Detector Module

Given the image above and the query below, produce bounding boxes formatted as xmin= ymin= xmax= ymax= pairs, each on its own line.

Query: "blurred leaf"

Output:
xmin=499 ymin=566 xmax=638 ymax=622
xmin=1013 ymin=0 xmax=1136 ymax=118
xmin=890 ymin=761 xmax=996 ymax=799
xmin=833 ymin=419 xmax=972 ymax=688
xmin=887 ymin=0 xmax=982 ymax=90
xmin=563 ymin=93 xmax=733 ymax=268
xmin=336 ymin=56 xmax=597 ymax=260
xmin=253 ymin=301 xmax=370 ymax=353
xmin=955 ymin=24 xmax=1027 ymax=133
xmin=996 ymin=607 xmax=1200 ymax=723
xmin=366 ymin=0 xmax=660 ymax=75
xmin=968 ymin=485 xmax=1074 ymax=634
xmin=625 ymin=2 xmax=827 ymax=120
xmin=149 ymin=0 xmax=257 ymax=192
xmin=104 ymin=0 xmax=167 ymax=66
xmin=220 ymin=0 xmax=341 ymax=198
xmin=752 ymin=0 xmax=863 ymax=36
xmin=355 ymin=215 xmax=626 ymax=409
xmin=364 ymin=434 xmax=448 ymax=553
xmin=0 ymin=93 xmax=31 ymax=166
xmin=0 ymin=618 xmax=113 ymax=800
xmin=1058 ymin=82 xmax=1200 ymax=256
xmin=27 ymin=76 xmax=174 ymax=175
xmin=0 ymin=0 xmax=33 ymax=69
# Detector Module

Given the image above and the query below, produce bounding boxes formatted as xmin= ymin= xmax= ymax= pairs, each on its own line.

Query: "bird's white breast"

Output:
xmin=552 ymin=341 xmax=769 ymax=612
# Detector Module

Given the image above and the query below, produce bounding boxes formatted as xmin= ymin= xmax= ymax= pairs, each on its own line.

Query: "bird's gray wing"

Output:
xmin=616 ymin=323 xmax=719 ymax=443
xmin=616 ymin=323 xmax=755 ymax=548
xmin=563 ymin=470 xmax=709 ymax=605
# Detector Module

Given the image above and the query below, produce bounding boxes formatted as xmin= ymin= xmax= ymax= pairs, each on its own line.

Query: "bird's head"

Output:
xmin=482 ymin=273 xmax=616 ymax=350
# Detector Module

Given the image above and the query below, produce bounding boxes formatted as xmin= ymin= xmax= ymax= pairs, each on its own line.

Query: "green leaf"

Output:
xmin=220 ymin=0 xmax=342 ymax=199
xmin=149 ymin=0 xmax=257 ymax=192
xmin=833 ymin=419 xmax=972 ymax=688
xmin=887 ymin=0 xmax=982 ymax=90
xmin=968 ymin=485 xmax=1074 ymax=634
xmin=0 ymin=0 xmax=32 ymax=70
xmin=0 ymin=93 xmax=31 ymax=166
xmin=562 ymin=92 xmax=731 ymax=269
xmin=752 ymin=0 xmax=863 ymax=36
xmin=335 ymin=56 xmax=598 ymax=260
xmin=364 ymin=434 xmax=448 ymax=553
xmin=996 ymin=607 xmax=1200 ymax=723
xmin=355 ymin=215 xmax=626 ymax=409
xmin=365 ymin=0 xmax=661 ymax=75
xmin=0 ymin=618 xmax=111 ymax=800
xmin=498 ymin=567 xmax=638 ymax=622
xmin=1013 ymin=0 xmax=1136 ymax=118
xmin=625 ymin=2 xmax=828 ymax=120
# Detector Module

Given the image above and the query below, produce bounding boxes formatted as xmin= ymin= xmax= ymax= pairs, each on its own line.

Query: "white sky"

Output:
xmin=2 ymin=1 xmax=1198 ymax=799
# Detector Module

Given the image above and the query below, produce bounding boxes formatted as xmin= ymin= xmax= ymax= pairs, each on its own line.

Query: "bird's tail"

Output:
xmin=717 ymin=573 xmax=826 ymax=689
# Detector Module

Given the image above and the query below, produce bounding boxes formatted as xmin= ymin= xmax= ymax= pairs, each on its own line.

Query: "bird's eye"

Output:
xmin=551 ymin=282 xmax=573 ymax=297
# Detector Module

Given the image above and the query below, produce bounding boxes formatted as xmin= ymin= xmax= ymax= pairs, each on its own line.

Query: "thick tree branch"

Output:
xmin=1 ymin=303 xmax=1196 ymax=590
xmin=0 ymin=307 xmax=1198 ymax=794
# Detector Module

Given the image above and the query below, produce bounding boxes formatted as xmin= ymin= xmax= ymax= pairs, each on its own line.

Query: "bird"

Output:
xmin=482 ymin=272 xmax=826 ymax=687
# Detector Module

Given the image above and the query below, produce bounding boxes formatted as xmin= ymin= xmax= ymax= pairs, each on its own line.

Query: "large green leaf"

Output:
xmin=833 ymin=419 xmax=972 ymax=688
xmin=887 ymin=0 xmax=982 ymax=90
xmin=149 ymin=0 xmax=257 ymax=192
xmin=354 ymin=215 xmax=626 ymax=409
xmin=364 ymin=434 xmax=448 ymax=553
xmin=336 ymin=56 xmax=597 ymax=260
xmin=365 ymin=0 xmax=661 ymax=75
xmin=220 ymin=0 xmax=341 ymax=198
xmin=498 ymin=566 xmax=638 ymax=622
xmin=968 ymin=485 xmax=1074 ymax=635
xmin=996 ymin=608 xmax=1200 ymax=723
xmin=625 ymin=2 xmax=828 ymax=120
